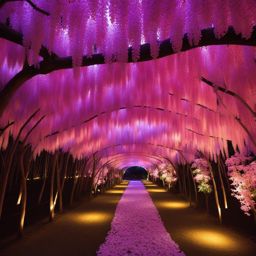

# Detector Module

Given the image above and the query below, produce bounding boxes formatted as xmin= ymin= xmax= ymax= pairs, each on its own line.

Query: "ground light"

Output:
xmin=183 ymin=229 xmax=239 ymax=251
xmin=115 ymin=185 xmax=128 ymax=188
xmin=106 ymin=190 xmax=124 ymax=194
xmin=73 ymin=211 xmax=112 ymax=225
xmin=104 ymin=199 xmax=120 ymax=204
xmin=157 ymin=201 xmax=189 ymax=209
xmin=147 ymin=188 xmax=166 ymax=193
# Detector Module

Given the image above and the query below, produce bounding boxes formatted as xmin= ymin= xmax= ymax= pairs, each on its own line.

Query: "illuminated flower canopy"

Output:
xmin=0 ymin=0 xmax=256 ymax=170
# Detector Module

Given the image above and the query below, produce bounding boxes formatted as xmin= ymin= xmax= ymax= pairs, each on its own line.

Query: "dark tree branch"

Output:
xmin=196 ymin=103 xmax=215 ymax=113
xmin=187 ymin=128 xmax=204 ymax=137
xmin=0 ymin=23 xmax=57 ymax=59
xmin=235 ymin=117 xmax=256 ymax=147
xmin=202 ymin=76 xmax=256 ymax=148
xmin=186 ymin=128 xmax=224 ymax=140
xmin=22 ymin=114 xmax=46 ymax=144
xmin=0 ymin=120 xmax=14 ymax=135
xmin=0 ymin=0 xmax=49 ymax=16
xmin=39 ymin=26 xmax=256 ymax=69
xmin=169 ymin=93 xmax=216 ymax=113
xmin=25 ymin=0 xmax=49 ymax=16
xmin=17 ymin=108 xmax=40 ymax=139
xmin=1 ymin=25 xmax=256 ymax=68
xmin=0 ymin=65 xmax=40 ymax=117
xmin=201 ymin=76 xmax=256 ymax=119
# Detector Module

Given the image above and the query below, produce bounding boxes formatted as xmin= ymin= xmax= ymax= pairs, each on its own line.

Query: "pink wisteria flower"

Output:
xmin=225 ymin=153 xmax=256 ymax=216
xmin=148 ymin=168 xmax=160 ymax=180
xmin=162 ymin=164 xmax=177 ymax=187
xmin=150 ymin=163 xmax=178 ymax=188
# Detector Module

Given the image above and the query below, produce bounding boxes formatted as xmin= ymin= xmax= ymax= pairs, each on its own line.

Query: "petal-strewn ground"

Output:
xmin=97 ymin=181 xmax=185 ymax=256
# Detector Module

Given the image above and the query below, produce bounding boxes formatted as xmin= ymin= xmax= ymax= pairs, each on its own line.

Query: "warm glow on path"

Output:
xmin=183 ymin=229 xmax=240 ymax=250
xmin=74 ymin=212 xmax=112 ymax=225
xmin=147 ymin=188 xmax=166 ymax=193
xmin=157 ymin=201 xmax=189 ymax=210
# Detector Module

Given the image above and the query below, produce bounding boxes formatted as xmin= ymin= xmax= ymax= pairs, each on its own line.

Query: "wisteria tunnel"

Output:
xmin=0 ymin=1 xmax=256 ymax=255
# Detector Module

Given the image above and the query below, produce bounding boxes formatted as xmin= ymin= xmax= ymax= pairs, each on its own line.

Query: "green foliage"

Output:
xmin=198 ymin=182 xmax=212 ymax=194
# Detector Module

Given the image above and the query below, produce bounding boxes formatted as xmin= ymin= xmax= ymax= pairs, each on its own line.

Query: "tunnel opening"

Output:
xmin=123 ymin=166 xmax=148 ymax=180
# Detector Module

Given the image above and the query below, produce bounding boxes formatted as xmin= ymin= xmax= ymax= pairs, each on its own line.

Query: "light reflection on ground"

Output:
xmin=104 ymin=199 xmax=120 ymax=204
xmin=157 ymin=201 xmax=189 ymax=209
xmin=115 ymin=185 xmax=128 ymax=188
xmin=147 ymin=188 xmax=166 ymax=193
xmin=72 ymin=211 xmax=112 ymax=224
xmin=183 ymin=229 xmax=239 ymax=250
xmin=106 ymin=190 xmax=124 ymax=194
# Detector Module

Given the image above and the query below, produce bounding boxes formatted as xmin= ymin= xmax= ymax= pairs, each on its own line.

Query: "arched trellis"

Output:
xmin=81 ymin=142 xmax=179 ymax=186
xmin=97 ymin=156 xmax=159 ymax=175
xmin=81 ymin=142 xmax=187 ymax=193
xmin=87 ymin=152 xmax=165 ymax=191
xmin=87 ymin=144 xmax=170 ymax=171
xmin=98 ymin=153 xmax=165 ymax=169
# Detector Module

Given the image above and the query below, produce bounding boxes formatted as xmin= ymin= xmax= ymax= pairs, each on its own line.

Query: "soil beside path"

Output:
xmin=0 ymin=182 xmax=129 ymax=256
xmin=144 ymin=181 xmax=256 ymax=256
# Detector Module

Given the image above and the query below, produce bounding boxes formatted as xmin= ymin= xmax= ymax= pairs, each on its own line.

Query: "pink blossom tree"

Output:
xmin=225 ymin=153 xmax=256 ymax=218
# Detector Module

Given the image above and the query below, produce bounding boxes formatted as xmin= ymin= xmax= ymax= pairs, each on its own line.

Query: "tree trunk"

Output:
xmin=70 ymin=161 xmax=78 ymax=205
xmin=187 ymin=165 xmax=192 ymax=206
xmin=0 ymin=109 xmax=39 ymax=218
xmin=56 ymin=156 xmax=63 ymax=212
xmin=38 ymin=154 xmax=48 ymax=205
xmin=18 ymin=148 xmax=26 ymax=236
xmin=190 ymin=167 xmax=198 ymax=206
xmin=49 ymin=153 xmax=57 ymax=222
xmin=18 ymin=145 xmax=32 ymax=236
xmin=217 ymin=155 xmax=228 ymax=209
xmin=182 ymin=165 xmax=187 ymax=197
xmin=208 ymin=160 xmax=222 ymax=223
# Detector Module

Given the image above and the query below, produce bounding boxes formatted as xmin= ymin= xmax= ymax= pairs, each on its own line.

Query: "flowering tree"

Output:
xmin=148 ymin=163 xmax=177 ymax=190
xmin=151 ymin=168 xmax=160 ymax=181
xmin=158 ymin=163 xmax=177 ymax=189
xmin=225 ymin=153 xmax=256 ymax=216
xmin=192 ymin=158 xmax=212 ymax=194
